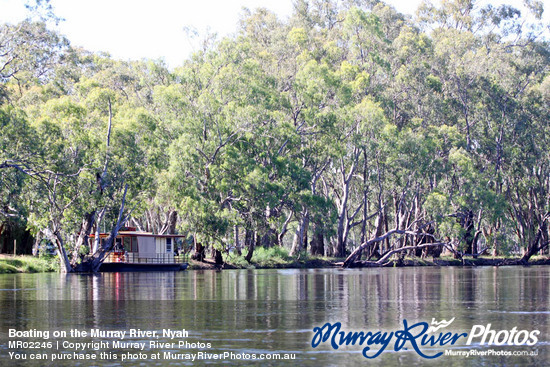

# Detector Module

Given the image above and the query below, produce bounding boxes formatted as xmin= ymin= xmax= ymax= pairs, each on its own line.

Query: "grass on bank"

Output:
xmin=0 ymin=255 xmax=59 ymax=274
xmin=221 ymin=247 xmax=340 ymax=269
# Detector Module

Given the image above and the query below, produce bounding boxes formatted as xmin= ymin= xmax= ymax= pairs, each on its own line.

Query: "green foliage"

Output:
xmin=0 ymin=256 xmax=58 ymax=273
xmin=1 ymin=0 xmax=549 ymax=265
xmin=225 ymin=246 xmax=292 ymax=268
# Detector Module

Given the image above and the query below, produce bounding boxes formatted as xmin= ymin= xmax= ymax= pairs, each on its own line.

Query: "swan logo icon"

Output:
xmin=427 ymin=317 xmax=455 ymax=333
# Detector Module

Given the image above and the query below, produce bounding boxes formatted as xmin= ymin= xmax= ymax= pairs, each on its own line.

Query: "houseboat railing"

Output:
xmin=104 ymin=252 xmax=189 ymax=264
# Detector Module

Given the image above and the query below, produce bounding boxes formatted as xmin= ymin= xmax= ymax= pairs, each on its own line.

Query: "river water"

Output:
xmin=0 ymin=266 xmax=548 ymax=366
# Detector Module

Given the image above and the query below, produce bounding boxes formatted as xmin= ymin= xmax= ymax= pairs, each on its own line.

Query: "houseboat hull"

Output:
xmin=99 ymin=262 xmax=188 ymax=272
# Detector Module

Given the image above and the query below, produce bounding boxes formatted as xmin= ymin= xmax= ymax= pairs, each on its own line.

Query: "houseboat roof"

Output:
xmin=90 ymin=231 xmax=187 ymax=238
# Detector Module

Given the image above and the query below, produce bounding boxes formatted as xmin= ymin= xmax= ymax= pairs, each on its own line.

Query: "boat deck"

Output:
xmin=99 ymin=253 xmax=189 ymax=272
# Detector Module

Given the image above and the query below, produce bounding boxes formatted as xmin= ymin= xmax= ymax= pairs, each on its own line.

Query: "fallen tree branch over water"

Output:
xmin=342 ymin=226 xmax=460 ymax=267
xmin=376 ymin=242 xmax=452 ymax=264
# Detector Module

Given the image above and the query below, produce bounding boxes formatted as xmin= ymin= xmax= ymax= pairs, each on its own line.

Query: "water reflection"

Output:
xmin=0 ymin=267 xmax=548 ymax=366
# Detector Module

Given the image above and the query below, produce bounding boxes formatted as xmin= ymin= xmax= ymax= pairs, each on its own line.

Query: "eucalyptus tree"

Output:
xmin=1 ymin=44 xmax=158 ymax=271
xmin=0 ymin=107 xmax=36 ymax=251
xmin=0 ymin=21 xmax=69 ymax=100
xmin=416 ymin=0 xmax=550 ymax=258
xmin=239 ymin=5 xmax=341 ymax=256
xmin=163 ymin=33 xmax=289 ymax=261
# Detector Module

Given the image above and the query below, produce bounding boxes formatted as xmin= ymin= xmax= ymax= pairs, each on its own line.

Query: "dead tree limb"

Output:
xmin=76 ymin=184 xmax=138 ymax=272
xmin=343 ymin=223 xmax=457 ymax=267
xmin=376 ymin=242 xmax=453 ymax=264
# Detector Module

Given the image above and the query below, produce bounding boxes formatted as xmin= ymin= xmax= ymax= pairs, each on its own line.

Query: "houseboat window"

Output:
xmin=123 ymin=237 xmax=134 ymax=252
xmin=166 ymin=238 xmax=172 ymax=252
xmin=115 ymin=238 xmax=123 ymax=251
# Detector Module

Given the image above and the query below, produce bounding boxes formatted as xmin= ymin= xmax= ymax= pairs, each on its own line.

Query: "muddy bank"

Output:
xmin=188 ymin=258 xmax=338 ymax=270
xmin=340 ymin=257 xmax=550 ymax=268
xmin=189 ymin=256 xmax=550 ymax=270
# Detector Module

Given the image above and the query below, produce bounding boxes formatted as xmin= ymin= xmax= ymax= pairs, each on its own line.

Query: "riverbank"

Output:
xmin=1 ymin=253 xmax=549 ymax=273
xmin=189 ymin=253 xmax=550 ymax=270
xmin=0 ymin=255 xmax=59 ymax=273
xmin=336 ymin=255 xmax=550 ymax=268
xmin=188 ymin=257 xmax=338 ymax=270
xmin=188 ymin=247 xmax=340 ymax=270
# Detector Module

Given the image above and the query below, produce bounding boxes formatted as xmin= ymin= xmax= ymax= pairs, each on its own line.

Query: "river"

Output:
xmin=0 ymin=266 xmax=548 ymax=366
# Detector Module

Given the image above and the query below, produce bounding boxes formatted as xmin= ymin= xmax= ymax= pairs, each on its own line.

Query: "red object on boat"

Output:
xmin=113 ymin=251 xmax=125 ymax=262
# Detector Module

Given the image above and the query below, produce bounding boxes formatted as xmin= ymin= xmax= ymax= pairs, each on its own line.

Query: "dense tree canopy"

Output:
xmin=1 ymin=0 xmax=549 ymax=270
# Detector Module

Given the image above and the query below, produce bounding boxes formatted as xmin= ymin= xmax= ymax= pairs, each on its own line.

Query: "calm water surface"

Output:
xmin=0 ymin=266 xmax=548 ymax=366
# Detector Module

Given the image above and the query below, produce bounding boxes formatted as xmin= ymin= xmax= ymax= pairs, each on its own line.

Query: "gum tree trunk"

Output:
xmin=244 ymin=229 xmax=255 ymax=262
xmin=289 ymin=210 xmax=309 ymax=256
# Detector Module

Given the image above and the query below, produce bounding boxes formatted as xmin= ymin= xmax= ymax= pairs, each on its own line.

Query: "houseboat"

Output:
xmin=90 ymin=229 xmax=189 ymax=272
